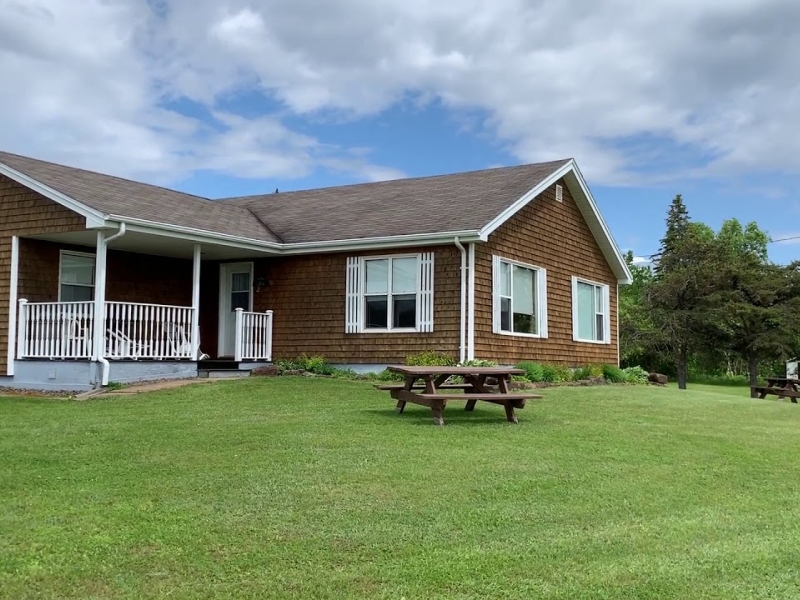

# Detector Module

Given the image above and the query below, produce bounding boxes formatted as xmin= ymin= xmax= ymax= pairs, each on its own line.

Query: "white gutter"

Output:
xmin=454 ymin=237 xmax=467 ymax=364
xmin=467 ymin=243 xmax=476 ymax=361
xmin=95 ymin=223 xmax=126 ymax=386
xmin=111 ymin=215 xmax=483 ymax=256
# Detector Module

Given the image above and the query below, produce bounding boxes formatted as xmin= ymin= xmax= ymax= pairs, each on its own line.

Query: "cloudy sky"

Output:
xmin=1 ymin=0 xmax=799 ymax=263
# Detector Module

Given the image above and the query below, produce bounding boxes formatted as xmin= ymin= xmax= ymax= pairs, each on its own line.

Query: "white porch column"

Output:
xmin=6 ymin=236 xmax=19 ymax=375
xmin=92 ymin=231 xmax=108 ymax=361
xmin=191 ymin=244 xmax=201 ymax=361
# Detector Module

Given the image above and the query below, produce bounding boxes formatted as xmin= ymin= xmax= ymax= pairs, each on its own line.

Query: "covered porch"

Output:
xmin=8 ymin=226 xmax=275 ymax=389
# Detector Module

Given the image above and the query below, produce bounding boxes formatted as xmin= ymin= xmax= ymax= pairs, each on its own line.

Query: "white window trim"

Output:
xmin=360 ymin=253 xmax=423 ymax=334
xmin=571 ymin=276 xmax=611 ymax=345
xmin=492 ymin=255 xmax=548 ymax=339
xmin=58 ymin=250 xmax=96 ymax=302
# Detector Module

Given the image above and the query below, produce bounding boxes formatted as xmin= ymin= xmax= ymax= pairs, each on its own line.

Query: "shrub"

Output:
xmin=622 ymin=366 xmax=649 ymax=385
xmin=602 ymin=364 xmax=626 ymax=383
xmin=550 ymin=364 xmax=573 ymax=383
xmin=540 ymin=364 xmax=561 ymax=383
xmin=573 ymin=364 xmax=603 ymax=381
xmin=366 ymin=369 xmax=404 ymax=382
xmin=516 ymin=361 xmax=545 ymax=382
xmin=459 ymin=359 xmax=497 ymax=367
xmin=405 ymin=351 xmax=457 ymax=367
xmin=688 ymin=373 xmax=750 ymax=387
xmin=276 ymin=354 xmax=336 ymax=375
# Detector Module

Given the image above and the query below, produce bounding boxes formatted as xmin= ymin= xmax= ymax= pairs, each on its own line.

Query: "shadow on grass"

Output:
xmin=363 ymin=406 xmax=535 ymax=426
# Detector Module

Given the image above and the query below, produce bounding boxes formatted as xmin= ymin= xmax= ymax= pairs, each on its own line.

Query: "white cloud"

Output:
xmin=1 ymin=0 xmax=799 ymax=187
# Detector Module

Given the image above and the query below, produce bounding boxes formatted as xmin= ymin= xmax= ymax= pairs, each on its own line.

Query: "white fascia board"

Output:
xmin=0 ymin=161 xmax=107 ymax=224
xmin=119 ymin=219 xmax=282 ymax=254
xmin=479 ymin=159 xmax=632 ymax=285
xmin=563 ymin=164 xmax=633 ymax=285
xmin=480 ymin=161 xmax=576 ymax=239
xmin=280 ymin=231 xmax=483 ymax=255
xmin=118 ymin=216 xmax=482 ymax=256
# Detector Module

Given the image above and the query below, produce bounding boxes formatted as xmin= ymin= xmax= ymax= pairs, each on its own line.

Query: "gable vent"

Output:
xmin=555 ymin=184 xmax=563 ymax=203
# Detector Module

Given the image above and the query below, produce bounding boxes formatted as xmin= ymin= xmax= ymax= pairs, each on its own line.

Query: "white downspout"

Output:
xmin=467 ymin=243 xmax=476 ymax=361
xmin=454 ymin=237 xmax=467 ymax=364
xmin=7 ymin=236 xmax=19 ymax=376
xmin=95 ymin=223 xmax=126 ymax=386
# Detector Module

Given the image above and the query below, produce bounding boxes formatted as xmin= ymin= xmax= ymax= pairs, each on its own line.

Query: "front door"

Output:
xmin=218 ymin=262 xmax=253 ymax=357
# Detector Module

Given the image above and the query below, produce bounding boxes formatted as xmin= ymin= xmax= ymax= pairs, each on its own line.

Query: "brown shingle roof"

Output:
xmin=0 ymin=151 xmax=279 ymax=243
xmin=223 ymin=160 xmax=571 ymax=243
xmin=0 ymin=151 xmax=571 ymax=245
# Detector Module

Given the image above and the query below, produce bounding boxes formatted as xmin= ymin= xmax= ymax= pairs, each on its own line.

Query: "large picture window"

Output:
xmin=345 ymin=253 xmax=435 ymax=333
xmin=492 ymin=256 xmax=547 ymax=338
xmin=572 ymin=277 xmax=610 ymax=343
xmin=59 ymin=251 xmax=95 ymax=302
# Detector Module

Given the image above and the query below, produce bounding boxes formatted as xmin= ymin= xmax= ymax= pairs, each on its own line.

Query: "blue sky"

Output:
xmin=2 ymin=0 xmax=799 ymax=264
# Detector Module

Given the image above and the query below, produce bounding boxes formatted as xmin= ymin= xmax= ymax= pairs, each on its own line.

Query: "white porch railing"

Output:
xmin=17 ymin=299 xmax=196 ymax=361
xmin=234 ymin=308 xmax=273 ymax=362
xmin=105 ymin=302 xmax=195 ymax=360
xmin=17 ymin=300 xmax=95 ymax=359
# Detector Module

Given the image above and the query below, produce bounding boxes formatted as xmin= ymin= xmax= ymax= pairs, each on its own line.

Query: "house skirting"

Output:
xmin=4 ymin=360 xmax=198 ymax=392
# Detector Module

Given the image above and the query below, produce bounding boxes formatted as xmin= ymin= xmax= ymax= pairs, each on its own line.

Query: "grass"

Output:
xmin=668 ymin=382 xmax=753 ymax=398
xmin=2 ymin=379 xmax=800 ymax=599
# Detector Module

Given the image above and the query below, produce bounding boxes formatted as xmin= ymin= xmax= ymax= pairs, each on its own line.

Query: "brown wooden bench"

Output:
xmin=379 ymin=366 xmax=543 ymax=425
xmin=751 ymin=385 xmax=800 ymax=403
xmin=374 ymin=383 xmax=475 ymax=391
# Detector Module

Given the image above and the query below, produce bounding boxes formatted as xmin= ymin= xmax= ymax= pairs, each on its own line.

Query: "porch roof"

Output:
xmin=0 ymin=151 xmax=281 ymax=245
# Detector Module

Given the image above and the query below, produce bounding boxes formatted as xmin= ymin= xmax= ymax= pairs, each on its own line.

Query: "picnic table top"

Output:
xmin=387 ymin=365 xmax=525 ymax=376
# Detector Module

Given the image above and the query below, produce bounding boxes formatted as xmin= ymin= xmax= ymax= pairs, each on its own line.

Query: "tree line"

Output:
xmin=620 ymin=194 xmax=800 ymax=391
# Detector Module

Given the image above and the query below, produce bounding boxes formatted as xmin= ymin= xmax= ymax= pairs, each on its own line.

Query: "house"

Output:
xmin=0 ymin=151 xmax=632 ymax=391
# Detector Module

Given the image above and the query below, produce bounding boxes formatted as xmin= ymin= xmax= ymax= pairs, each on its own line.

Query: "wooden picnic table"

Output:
xmin=751 ymin=377 xmax=800 ymax=403
xmin=375 ymin=365 xmax=542 ymax=426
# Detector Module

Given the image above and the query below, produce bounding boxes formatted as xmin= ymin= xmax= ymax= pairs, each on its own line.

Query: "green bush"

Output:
xmin=688 ymin=374 xmax=750 ymax=387
xmin=405 ymin=351 xmax=457 ymax=367
xmin=459 ymin=359 xmax=497 ymax=367
xmin=516 ymin=361 xmax=545 ymax=382
xmin=365 ymin=369 xmax=404 ymax=382
xmin=276 ymin=354 xmax=336 ymax=375
xmin=540 ymin=364 xmax=561 ymax=383
xmin=602 ymin=364 xmax=626 ymax=383
xmin=622 ymin=366 xmax=649 ymax=385
xmin=573 ymin=364 xmax=603 ymax=381
xmin=550 ymin=364 xmax=573 ymax=382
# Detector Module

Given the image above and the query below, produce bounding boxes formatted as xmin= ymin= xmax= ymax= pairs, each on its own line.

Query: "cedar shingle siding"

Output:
xmin=0 ymin=175 xmax=87 ymax=368
xmin=473 ymin=179 xmax=618 ymax=365
xmin=253 ymin=247 xmax=462 ymax=363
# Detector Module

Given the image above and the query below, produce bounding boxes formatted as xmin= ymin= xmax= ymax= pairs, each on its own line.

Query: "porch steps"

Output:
xmin=198 ymin=369 xmax=251 ymax=379
xmin=197 ymin=359 xmax=255 ymax=380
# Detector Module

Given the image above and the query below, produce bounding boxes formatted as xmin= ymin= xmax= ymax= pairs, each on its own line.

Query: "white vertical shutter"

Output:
xmin=345 ymin=257 xmax=361 ymax=333
xmin=571 ymin=276 xmax=580 ymax=341
xmin=418 ymin=252 xmax=434 ymax=332
xmin=538 ymin=268 xmax=548 ymax=338
xmin=492 ymin=255 xmax=501 ymax=334
xmin=603 ymin=284 xmax=611 ymax=344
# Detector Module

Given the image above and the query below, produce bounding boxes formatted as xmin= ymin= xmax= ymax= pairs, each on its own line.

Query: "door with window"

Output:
xmin=218 ymin=262 xmax=253 ymax=357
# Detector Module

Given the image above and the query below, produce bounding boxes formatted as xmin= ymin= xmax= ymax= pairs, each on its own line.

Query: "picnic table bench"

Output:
xmin=751 ymin=377 xmax=800 ymax=403
xmin=375 ymin=365 xmax=542 ymax=426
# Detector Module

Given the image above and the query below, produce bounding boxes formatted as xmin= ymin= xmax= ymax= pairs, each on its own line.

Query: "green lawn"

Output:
xmin=668 ymin=382 xmax=753 ymax=398
xmin=2 ymin=379 xmax=800 ymax=599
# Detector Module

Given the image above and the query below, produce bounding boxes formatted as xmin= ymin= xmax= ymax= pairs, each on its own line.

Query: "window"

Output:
xmin=59 ymin=251 xmax=95 ymax=302
xmin=572 ymin=277 xmax=610 ymax=343
xmin=345 ymin=253 xmax=434 ymax=333
xmin=492 ymin=256 xmax=547 ymax=337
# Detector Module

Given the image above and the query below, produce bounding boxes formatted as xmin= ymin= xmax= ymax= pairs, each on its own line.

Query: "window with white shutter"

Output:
xmin=344 ymin=253 xmax=434 ymax=333
xmin=492 ymin=255 xmax=548 ymax=338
